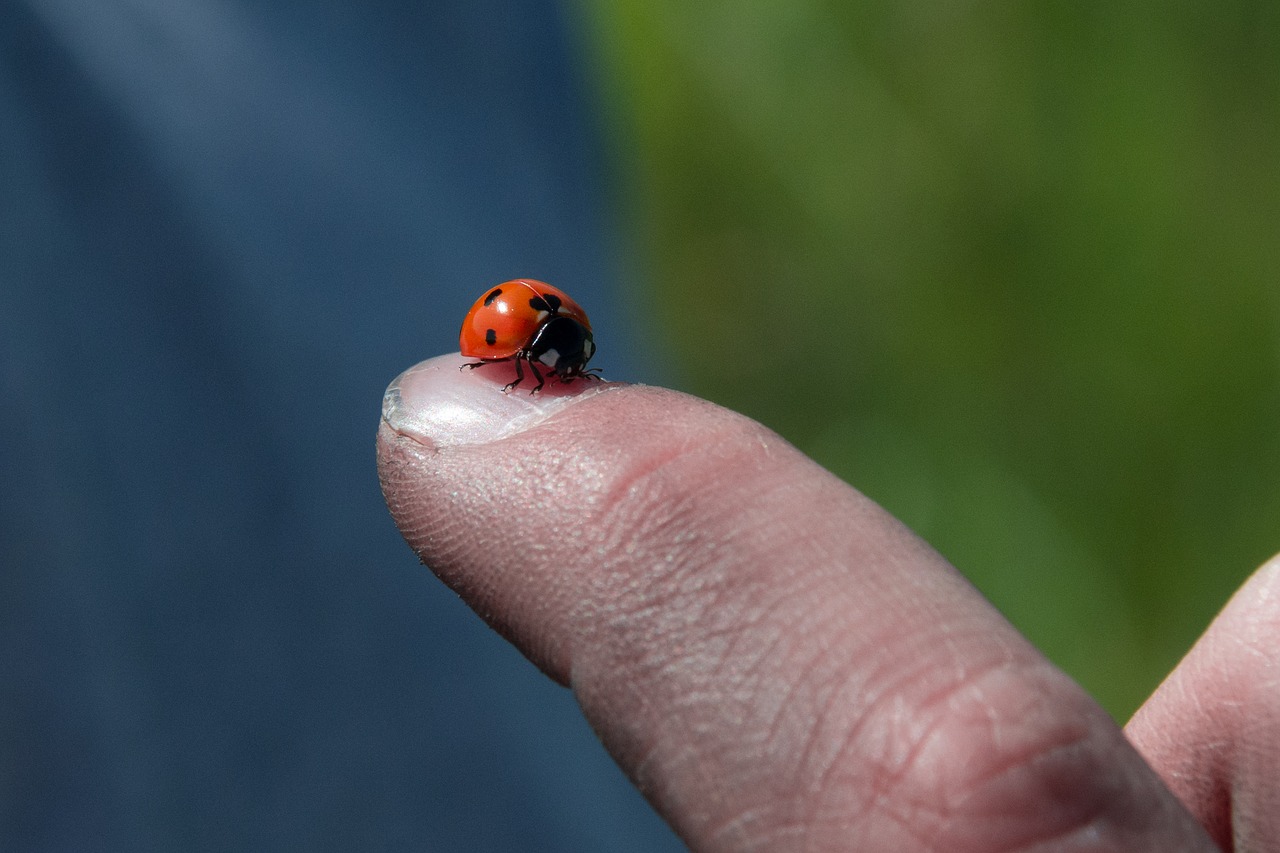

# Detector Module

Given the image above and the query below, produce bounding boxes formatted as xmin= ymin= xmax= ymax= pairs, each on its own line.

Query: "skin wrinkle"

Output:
xmin=713 ymin=646 xmax=857 ymax=844
xmin=951 ymin=732 xmax=1165 ymax=849
xmin=792 ymin=652 xmax=1162 ymax=852
xmin=794 ymin=661 xmax=911 ymax=843
xmin=703 ymin=812 xmax=773 ymax=853
xmin=795 ymin=646 xmax=1026 ymax=847
xmin=814 ymin=619 xmax=1006 ymax=782
xmin=597 ymin=431 xmax=726 ymax=522
xmin=863 ymin=797 xmax=943 ymax=853
xmin=855 ymin=659 xmax=1011 ymax=815
xmin=958 ymin=815 xmax=1112 ymax=853
xmin=706 ymin=811 xmax=819 ymax=853
xmin=724 ymin=573 xmax=836 ymax=752
xmin=944 ymin=711 xmax=1097 ymax=821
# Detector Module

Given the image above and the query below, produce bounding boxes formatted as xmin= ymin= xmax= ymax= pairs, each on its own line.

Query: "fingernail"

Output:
xmin=381 ymin=353 xmax=609 ymax=447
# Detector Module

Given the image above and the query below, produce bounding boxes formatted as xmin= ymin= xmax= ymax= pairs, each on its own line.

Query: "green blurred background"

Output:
xmin=578 ymin=0 xmax=1280 ymax=718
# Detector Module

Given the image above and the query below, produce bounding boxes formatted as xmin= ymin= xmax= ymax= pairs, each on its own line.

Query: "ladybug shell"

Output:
xmin=459 ymin=279 xmax=592 ymax=361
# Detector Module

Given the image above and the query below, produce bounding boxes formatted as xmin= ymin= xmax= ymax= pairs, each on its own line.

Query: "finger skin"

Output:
xmin=1126 ymin=556 xmax=1280 ymax=851
xmin=378 ymin=355 xmax=1216 ymax=852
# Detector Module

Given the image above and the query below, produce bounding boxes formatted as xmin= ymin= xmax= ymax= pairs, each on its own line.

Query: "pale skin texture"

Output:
xmin=377 ymin=354 xmax=1279 ymax=852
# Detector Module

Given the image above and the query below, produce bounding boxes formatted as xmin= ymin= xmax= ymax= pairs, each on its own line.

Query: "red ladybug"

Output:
xmin=459 ymin=279 xmax=597 ymax=392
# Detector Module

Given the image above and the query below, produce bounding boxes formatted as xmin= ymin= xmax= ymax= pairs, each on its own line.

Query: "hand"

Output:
xmin=377 ymin=354 xmax=1272 ymax=851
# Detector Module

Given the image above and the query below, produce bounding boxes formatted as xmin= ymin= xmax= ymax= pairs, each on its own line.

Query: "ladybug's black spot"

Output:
xmin=529 ymin=296 xmax=550 ymax=313
xmin=543 ymin=293 xmax=562 ymax=312
xmin=483 ymin=288 xmax=503 ymax=307
xmin=485 ymin=328 xmax=497 ymax=346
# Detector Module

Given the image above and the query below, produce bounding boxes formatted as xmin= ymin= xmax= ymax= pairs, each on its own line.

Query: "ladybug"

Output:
xmin=459 ymin=279 xmax=597 ymax=392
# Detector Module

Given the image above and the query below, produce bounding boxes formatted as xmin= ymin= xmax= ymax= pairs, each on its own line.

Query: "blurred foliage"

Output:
xmin=578 ymin=0 xmax=1280 ymax=717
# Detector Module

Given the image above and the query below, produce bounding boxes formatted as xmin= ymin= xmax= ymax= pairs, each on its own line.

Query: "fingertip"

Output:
xmin=380 ymin=353 xmax=618 ymax=449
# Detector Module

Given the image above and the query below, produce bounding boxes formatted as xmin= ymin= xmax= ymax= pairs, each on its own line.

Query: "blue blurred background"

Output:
xmin=2 ymin=0 xmax=677 ymax=849
xmin=5 ymin=0 xmax=1280 ymax=849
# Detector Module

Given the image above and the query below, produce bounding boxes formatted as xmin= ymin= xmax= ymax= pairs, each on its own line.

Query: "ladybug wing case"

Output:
xmin=459 ymin=278 xmax=596 ymax=362
xmin=524 ymin=281 xmax=592 ymax=332
xmin=460 ymin=297 xmax=536 ymax=359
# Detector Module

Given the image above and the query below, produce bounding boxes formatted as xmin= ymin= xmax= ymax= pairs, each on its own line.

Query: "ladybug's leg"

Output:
xmin=501 ymin=356 xmax=525 ymax=393
xmin=463 ymin=357 xmax=512 ymax=374
xmin=557 ymin=368 xmax=602 ymax=386
xmin=526 ymin=360 xmax=546 ymax=394
xmin=566 ymin=367 xmax=603 ymax=383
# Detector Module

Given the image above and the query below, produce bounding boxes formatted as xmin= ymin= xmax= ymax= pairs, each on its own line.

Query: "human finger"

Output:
xmin=1126 ymin=555 xmax=1280 ymax=850
xmin=377 ymin=354 xmax=1215 ymax=852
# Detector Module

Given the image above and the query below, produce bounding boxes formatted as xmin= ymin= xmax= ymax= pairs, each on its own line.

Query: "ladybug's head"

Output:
xmin=527 ymin=315 xmax=595 ymax=380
